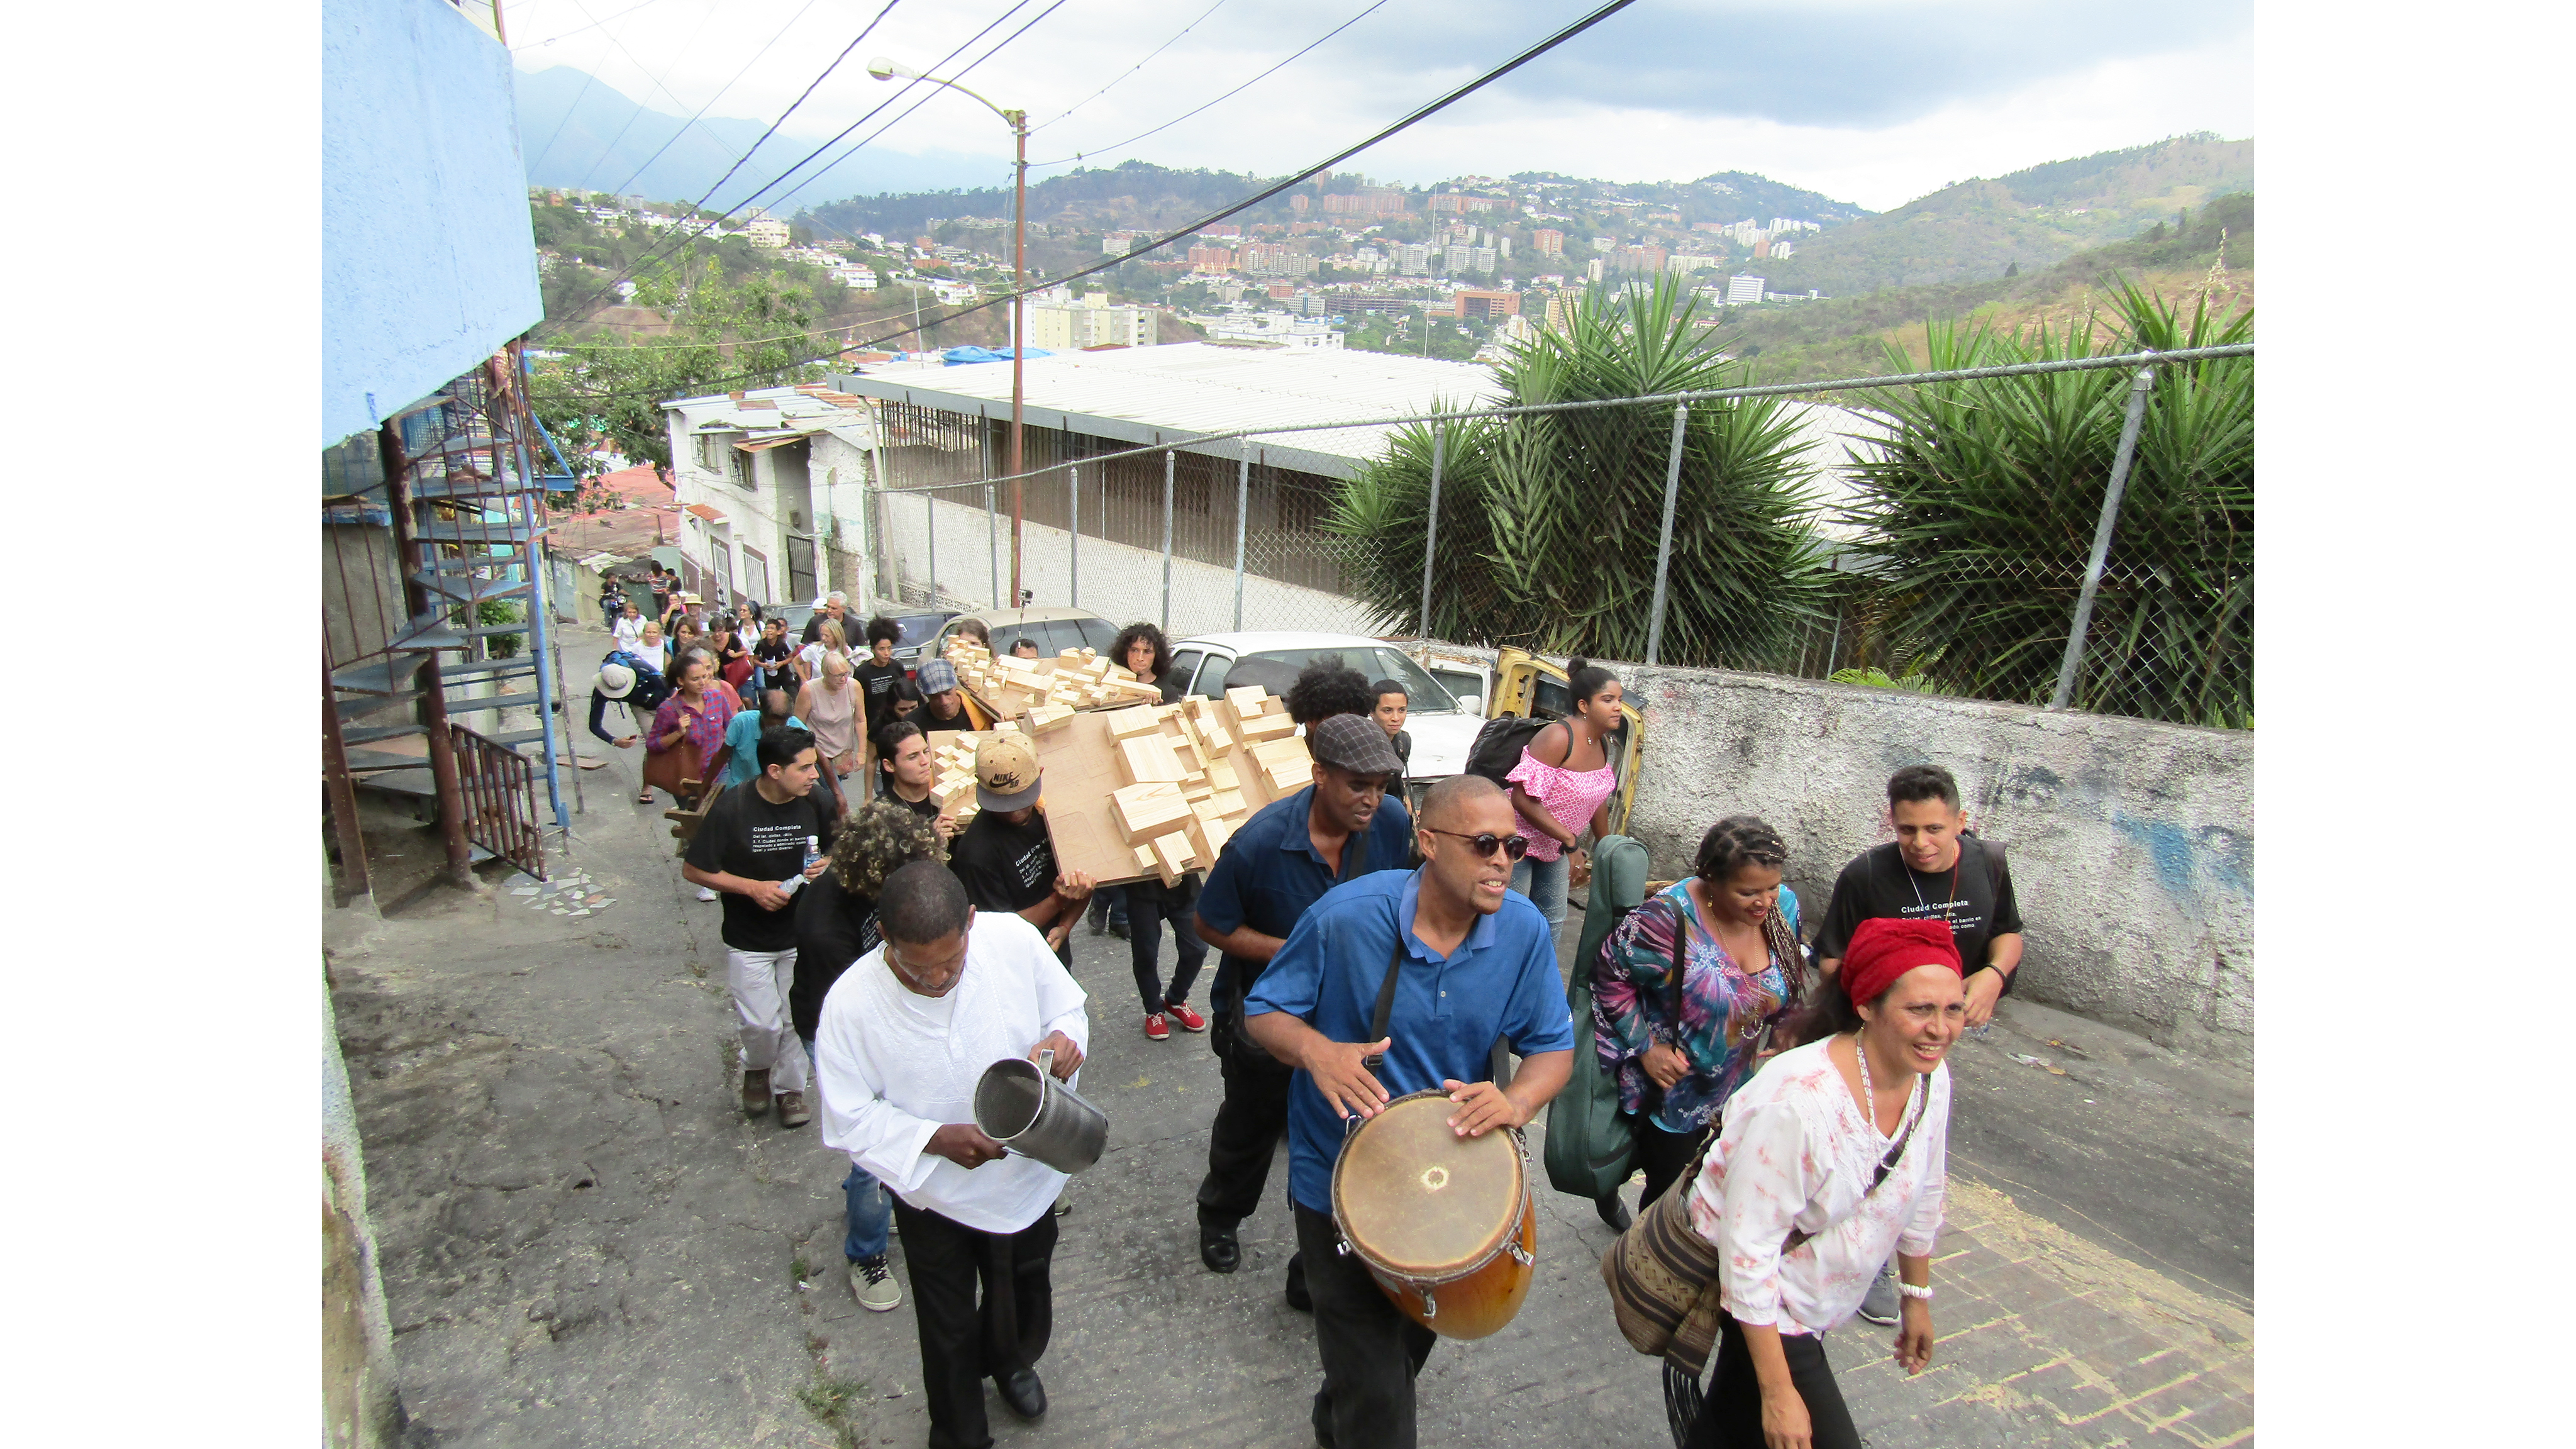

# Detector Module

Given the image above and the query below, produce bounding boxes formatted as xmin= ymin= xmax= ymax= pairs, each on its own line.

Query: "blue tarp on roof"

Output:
xmin=940 ymin=346 xmax=1054 ymax=366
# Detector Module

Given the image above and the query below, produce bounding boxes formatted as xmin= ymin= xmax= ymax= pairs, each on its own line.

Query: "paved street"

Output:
xmin=328 ymin=631 xmax=2252 ymax=1448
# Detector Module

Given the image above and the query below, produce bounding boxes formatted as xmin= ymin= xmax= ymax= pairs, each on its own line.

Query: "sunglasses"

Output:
xmin=1424 ymin=828 xmax=1529 ymax=860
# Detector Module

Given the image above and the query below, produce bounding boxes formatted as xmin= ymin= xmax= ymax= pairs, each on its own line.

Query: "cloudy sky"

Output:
xmin=506 ymin=0 xmax=2253 ymax=212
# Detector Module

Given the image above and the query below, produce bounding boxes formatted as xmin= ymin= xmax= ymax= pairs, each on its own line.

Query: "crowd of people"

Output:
xmin=575 ymin=597 xmax=2023 ymax=1449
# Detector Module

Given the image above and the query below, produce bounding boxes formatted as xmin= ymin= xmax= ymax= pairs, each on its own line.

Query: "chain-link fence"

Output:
xmin=862 ymin=341 xmax=2252 ymax=729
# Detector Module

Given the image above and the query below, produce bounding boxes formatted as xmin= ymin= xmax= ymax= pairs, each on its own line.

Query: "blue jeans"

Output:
xmin=802 ymin=1034 xmax=892 ymax=1262
xmin=1510 ymin=851 xmax=1570 ymax=928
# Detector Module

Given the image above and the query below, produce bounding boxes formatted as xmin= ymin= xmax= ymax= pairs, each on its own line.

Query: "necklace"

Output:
xmin=1903 ymin=847 xmax=1963 ymax=929
xmin=1853 ymin=1030 xmax=1879 ymax=1137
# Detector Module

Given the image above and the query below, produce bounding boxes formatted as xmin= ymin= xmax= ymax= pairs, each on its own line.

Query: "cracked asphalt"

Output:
xmin=327 ymin=624 xmax=2255 ymax=1448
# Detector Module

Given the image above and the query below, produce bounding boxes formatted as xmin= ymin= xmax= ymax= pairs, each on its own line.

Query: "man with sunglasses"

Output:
xmin=1192 ymin=712 xmax=1416 ymax=1305
xmin=1242 ymin=774 xmax=1575 ymax=1449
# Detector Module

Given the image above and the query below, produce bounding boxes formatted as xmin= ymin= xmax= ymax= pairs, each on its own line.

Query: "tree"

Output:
xmin=1838 ymin=279 xmax=2252 ymax=726
xmin=1324 ymin=275 xmax=1833 ymax=665
xmin=528 ymin=253 xmax=832 ymax=475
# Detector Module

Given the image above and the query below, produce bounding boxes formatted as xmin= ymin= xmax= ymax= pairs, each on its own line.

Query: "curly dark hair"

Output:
xmin=1282 ymin=653 xmax=1375 ymax=726
xmin=863 ymin=613 xmax=902 ymax=648
xmin=1694 ymin=814 xmax=1788 ymax=884
xmin=828 ymin=799 xmax=948 ymax=897
xmin=1111 ymin=621 xmax=1171 ymax=681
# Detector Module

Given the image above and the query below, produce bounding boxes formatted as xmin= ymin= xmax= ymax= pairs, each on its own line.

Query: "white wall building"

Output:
xmin=661 ymin=384 xmax=886 ymax=608
xmin=741 ymin=216 xmax=791 ymax=249
xmin=1199 ymin=310 xmax=1345 ymax=349
xmin=1725 ymin=274 xmax=1766 ymax=304
xmin=1026 ymin=294 xmax=1160 ymax=350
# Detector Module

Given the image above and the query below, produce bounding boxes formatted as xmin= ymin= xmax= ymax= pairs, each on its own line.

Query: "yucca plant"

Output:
xmin=1324 ymin=276 xmax=1834 ymax=666
xmin=1838 ymin=280 xmax=2252 ymax=726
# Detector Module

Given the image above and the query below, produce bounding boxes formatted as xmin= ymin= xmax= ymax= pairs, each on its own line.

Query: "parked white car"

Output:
xmin=1164 ymin=631 xmax=1486 ymax=780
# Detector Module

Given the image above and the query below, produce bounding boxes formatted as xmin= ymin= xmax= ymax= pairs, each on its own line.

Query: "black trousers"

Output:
xmin=1683 ymin=1309 xmax=1861 ymax=1449
xmin=1130 ymin=894 xmax=1209 ymax=1014
xmin=1294 ymin=1202 xmax=1437 ymax=1449
xmin=1195 ymin=1046 xmax=1294 ymax=1226
xmin=889 ymin=1199 xmax=1059 ymax=1449
xmin=1631 ymin=1115 xmax=1713 ymax=1210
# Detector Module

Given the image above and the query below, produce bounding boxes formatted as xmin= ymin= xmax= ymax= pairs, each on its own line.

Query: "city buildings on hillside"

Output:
xmin=1026 ymin=292 xmax=1160 ymax=350
xmin=1531 ymin=228 xmax=1565 ymax=255
xmin=1199 ymin=311 xmax=1345 ymax=349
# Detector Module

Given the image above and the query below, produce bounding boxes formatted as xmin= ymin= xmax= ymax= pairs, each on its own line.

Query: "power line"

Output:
xmin=1030 ymin=0 xmax=1389 ymax=169
xmin=542 ymin=0 xmax=931 ymax=329
xmin=513 ymin=0 xmax=675 ymax=51
xmin=1026 ymin=0 xmax=1232 ymax=135
xmin=597 ymin=0 xmax=824 ymax=200
xmin=567 ymin=0 xmax=726 ymax=187
xmin=534 ymin=0 xmax=1646 ymax=399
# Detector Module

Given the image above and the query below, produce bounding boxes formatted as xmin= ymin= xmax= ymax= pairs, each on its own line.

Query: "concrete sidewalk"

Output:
xmin=328 ymin=648 xmax=2251 ymax=1448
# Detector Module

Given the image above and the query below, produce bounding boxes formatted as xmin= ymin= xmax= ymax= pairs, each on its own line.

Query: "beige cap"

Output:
xmin=975 ymin=734 xmax=1043 ymax=811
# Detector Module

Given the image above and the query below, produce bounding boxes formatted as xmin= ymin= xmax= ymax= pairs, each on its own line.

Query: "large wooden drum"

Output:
xmin=1331 ymin=1089 xmax=1538 ymax=1340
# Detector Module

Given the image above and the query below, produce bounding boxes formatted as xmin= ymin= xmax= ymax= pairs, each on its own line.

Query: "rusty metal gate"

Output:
xmin=450 ymin=721 xmax=547 ymax=879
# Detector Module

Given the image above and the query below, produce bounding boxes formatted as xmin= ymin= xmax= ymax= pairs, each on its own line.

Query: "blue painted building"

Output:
xmin=321 ymin=0 xmax=541 ymax=447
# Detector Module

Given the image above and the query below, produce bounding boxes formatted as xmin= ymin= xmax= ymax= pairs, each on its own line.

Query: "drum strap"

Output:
xmin=1360 ymin=934 xmax=1405 ymax=1071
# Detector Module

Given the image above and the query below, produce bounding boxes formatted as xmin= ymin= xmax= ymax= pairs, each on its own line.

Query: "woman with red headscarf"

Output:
xmin=1676 ymin=916 xmax=1965 ymax=1449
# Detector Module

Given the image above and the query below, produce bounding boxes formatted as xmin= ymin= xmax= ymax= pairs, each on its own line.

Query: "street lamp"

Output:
xmin=870 ymin=57 xmax=1033 ymax=607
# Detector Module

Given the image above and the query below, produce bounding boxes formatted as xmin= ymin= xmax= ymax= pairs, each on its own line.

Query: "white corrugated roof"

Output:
xmin=830 ymin=343 xmax=1504 ymax=479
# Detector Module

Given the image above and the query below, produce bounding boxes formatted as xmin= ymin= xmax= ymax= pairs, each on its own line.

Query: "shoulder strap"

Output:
xmin=1781 ymin=1067 xmax=1929 ymax=1255
xmin=1362 ymin=929 xmax=1406 ymax=1070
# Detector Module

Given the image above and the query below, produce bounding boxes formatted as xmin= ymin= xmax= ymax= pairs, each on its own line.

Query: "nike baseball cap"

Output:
xmin=975 ymin=734 xmax=1043 ymax=811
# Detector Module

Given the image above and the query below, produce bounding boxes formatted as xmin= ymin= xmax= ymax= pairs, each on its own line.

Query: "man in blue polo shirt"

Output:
xmin=1243 ymin=774 xmax=1574 ymax=1449
xmin=1192 ymin=709 xmax=1416 ymax=1302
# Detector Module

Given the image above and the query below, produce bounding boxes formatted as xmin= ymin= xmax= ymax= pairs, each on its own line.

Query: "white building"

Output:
xmin=660 ymin=384 xmax=886 ymax=608
xmin=1725 ymin=274 xmax=1766 ymax=304
xmin=1398 ymin=242 xmax=1430 ymax=275
xmin=1470 ymin=245 xmax=1497 ymax=274
xmin=1026 ymin=294 xmax=1160 ymax=349
xmin=1200 ymin=310 xmax=1345 ymax=349
xmin=1667 ymin=253 xmax=1721 ymax=274
xmin=741 ymin=216 xmax=791 ymax=249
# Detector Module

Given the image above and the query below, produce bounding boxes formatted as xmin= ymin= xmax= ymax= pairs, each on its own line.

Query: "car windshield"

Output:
xmin=1228 ymin=647 xmax=1462 ymax=713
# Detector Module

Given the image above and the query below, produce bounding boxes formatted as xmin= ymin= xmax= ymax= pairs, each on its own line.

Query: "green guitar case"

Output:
xmin=1542 ymin=834 xmax=1652 ymax=1199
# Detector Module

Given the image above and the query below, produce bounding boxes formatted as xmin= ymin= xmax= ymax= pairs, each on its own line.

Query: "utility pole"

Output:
xmin=1009 ymin=106 xmax=1029 ymax=606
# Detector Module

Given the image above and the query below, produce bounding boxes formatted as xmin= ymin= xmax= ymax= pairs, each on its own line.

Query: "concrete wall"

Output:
xmin=324 ymin=973 xmax=403 ymax=1446
xmin=322 ymin=0 xmax=544 ymax=447
xmin=1613 ymin=663 xmax=2253 ymax=1064
xmin=881 ymin=494 xmax=1382 ymax=638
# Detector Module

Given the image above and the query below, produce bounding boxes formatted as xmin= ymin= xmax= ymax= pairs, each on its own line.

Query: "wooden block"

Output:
xmin=1111 ymin=782 xmax=1191 ymax=841
xmin=1119 ymin=734 xmax=1187 ymax=786
xmin=1151 ymin=831 xmax=1190 ymax=886
xmin=1240 ymin=710 xmax=1297 ymax=742
xmin=1208 ymin=789 xmax=1246 ymax=819
xmin=1105 ymin=706 xmax=1163 ymax=740
xmin=1028 ymin=703 xmax=1075 ymax=734
xmin=1225 ymin=686 xmax=1269 ymax=715
xmin=1206 ymin=760 xmax=1240 ymax=791
xmin=1250 ymin=736 xmax=1310 ymax=771
xmin=1198 ymin=723 xmax=1233 ymax=753
xmin=1134 ymin=843 xmax=1159 ymax=874
xmin=1181 ymin=780 xmax=1214 ymax=802
xmin=1186 ymin=809 xmax=1235 ymax=865
xmin=1058 ymin=647 xmax=1087 ymax=661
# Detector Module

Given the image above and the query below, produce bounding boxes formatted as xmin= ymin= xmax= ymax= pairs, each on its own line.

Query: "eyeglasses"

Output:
xmin=1424 ymin=828 xmax=1529 ymax=860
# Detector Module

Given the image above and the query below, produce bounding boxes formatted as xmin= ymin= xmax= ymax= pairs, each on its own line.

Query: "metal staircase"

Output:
xmin=325 ymin=350 xmax=572 ymax=883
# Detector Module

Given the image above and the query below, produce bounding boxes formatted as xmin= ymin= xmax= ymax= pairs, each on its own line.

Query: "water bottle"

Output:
xmin=780 ymin=835 xmax=822 ymax=897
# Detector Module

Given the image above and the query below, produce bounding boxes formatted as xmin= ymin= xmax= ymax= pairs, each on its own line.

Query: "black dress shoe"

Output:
xmin=997 ymin=1368 xmax=1046 ymax=1419
xmin=1596 ymin=1192 xmax=1633 ymax=1232
xmin=1201 ymin=1220 xmax=1240 ymax=1273
xmin=1284 ymin=1250 xmax=1311 ymax=1313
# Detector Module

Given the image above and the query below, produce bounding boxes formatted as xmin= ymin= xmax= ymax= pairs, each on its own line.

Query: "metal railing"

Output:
xmin=858 ymin=343 xmax=2253 ymax=727
xmin=450 ymin=721 xmax=547 ymax=880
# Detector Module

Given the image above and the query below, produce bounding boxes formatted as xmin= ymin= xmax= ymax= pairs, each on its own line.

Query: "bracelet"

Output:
xmin=1896 ymin=1282 xmax=1933 ymax=1301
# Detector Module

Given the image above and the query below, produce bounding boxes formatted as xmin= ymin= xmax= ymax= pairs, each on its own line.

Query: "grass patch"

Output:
xmin=796 ymin=1370 xmax=871 ymax=1446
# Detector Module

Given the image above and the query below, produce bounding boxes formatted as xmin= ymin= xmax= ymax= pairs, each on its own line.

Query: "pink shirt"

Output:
xmin=1504 ymin=728 xmax=1619 ymax=862
xmin=1687 ymin=1037 xmax=1950 ymax=1336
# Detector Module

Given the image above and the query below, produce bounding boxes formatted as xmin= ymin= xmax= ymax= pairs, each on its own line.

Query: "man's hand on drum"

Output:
xmin=1441 ymin=1078 xmax=1527 ymax=1138
xmin=1302 ymin=1036 xmax=1394 ymax=1120
xmin=928 ymin=1122 xmax=1008 ymax=1168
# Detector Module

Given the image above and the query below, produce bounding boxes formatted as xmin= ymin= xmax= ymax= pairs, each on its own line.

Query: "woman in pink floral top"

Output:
xmin=1592 ymin=816 xmax=1809 ymax=1215
xmin=1679 ymin=916 xmax=1964 ymax=1449
xmin=646 ymin=653 xmax=738 ymax=808
xmin=1503 ymin=657 xmax=1623 ymax=929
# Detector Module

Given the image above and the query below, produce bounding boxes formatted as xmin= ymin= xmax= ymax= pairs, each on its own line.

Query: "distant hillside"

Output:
xmin=803 ymin=160 xmax=1292 ymax=239
xmin=1755 ymin=134 xmax=2253 ymax=298
xmin=1509 ymin=169 xmax=1872 ymax=228
xmin=513 ymin=64 xmax=1002 ymax=211
xmin=1719 ymin=192 xmax=2255 ymax=386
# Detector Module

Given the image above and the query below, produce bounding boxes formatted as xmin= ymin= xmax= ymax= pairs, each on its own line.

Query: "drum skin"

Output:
xmin=1331 ymin=1091 xmax=1538 ymax=1340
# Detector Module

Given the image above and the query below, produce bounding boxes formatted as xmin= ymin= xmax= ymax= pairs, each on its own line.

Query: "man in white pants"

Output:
xmin=682 ymin=723 xmax=838 ymax=1124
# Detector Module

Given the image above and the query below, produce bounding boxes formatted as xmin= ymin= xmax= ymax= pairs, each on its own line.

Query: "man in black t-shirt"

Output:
xmin=946 ymin=734 xmax=1093 ymax=965
xmin=1813 ymin=760 xmax=2024 ymax=1323
xmin=683 ymin=724 xmax=839 ymax=1126
xmin=802 ymin=591 xmax=855 ymax=645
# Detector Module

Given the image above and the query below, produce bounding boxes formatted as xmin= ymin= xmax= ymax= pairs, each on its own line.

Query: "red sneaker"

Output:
xmin=1165 ymin=1001 xmax=1207 ymax=1033
xmin=1145 ymin=1012 xmax=1171 ymax=1041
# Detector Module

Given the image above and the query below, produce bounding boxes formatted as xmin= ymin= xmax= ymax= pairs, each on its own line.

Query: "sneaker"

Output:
xmin=775 ymin=1091 xmax=811 ymax=1128
xmin=850 ymin=1255 xmax=901 ymax=1312
xmin=1164 ymin=1001 xmax=1206 ymax=1033
xmin=1145 ymin=1013 xmax=1171 ymax=1041
xmin=741 ymin=1068 xmax=770 ymax=1118
xmin=1855 ymin=1258 xmax=1900 ymax=1326
xmin=696 ymin=885 xmax=719 ymax=902
xmin=1108 ymin=919 xmax=1129 ymax=940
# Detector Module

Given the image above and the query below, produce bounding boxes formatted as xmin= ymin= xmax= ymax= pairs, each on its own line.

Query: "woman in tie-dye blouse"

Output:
xmin=1592 ymin=816 xmax=1810 ymax=1211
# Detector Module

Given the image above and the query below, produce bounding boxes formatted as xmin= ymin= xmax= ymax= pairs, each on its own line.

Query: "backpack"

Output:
xmin=1465 ymin=714 xmax=1557 ymax=788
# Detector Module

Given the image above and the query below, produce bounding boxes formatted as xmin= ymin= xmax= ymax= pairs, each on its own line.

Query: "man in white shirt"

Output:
xmin=814 ymin=861 xmax=1090 ymax=1447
